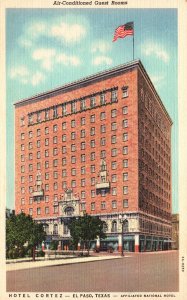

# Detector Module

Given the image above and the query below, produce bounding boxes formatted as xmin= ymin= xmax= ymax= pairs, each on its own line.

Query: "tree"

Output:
xmin=6 ymin=212 xmax=46 ymax=261
xmin=68 ymin=214 xmax=106 ymax=256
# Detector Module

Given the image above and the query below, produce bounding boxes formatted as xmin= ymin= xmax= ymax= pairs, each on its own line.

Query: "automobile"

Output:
xmin=94 ymin=245 xmax=114 ymax=253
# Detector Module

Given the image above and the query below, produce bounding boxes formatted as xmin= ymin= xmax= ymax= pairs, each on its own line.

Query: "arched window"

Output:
xmin=123 ymin=220 xmax=129 ymax=232
xmin=64 ymin=206 xmax=74 ymax=216
xmin=103 ymin=222 xmax=108 ymax=233
xmin=111 ymin=220 xmax=117 ymax=232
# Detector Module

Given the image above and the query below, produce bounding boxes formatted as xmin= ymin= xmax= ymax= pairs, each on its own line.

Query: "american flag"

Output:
xmin=113 ymin=22 xmax=134 ymax=42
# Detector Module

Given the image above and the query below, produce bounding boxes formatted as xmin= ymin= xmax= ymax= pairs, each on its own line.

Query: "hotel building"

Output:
xmin=14 ymin=60 xmax=172 ymax=252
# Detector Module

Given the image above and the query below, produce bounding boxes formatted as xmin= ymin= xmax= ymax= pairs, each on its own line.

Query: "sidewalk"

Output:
xmin=6 ymin=254 xmax=125 ymax=271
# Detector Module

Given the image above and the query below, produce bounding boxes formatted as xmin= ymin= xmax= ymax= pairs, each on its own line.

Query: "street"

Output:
xmin=6 ymin=251 xmax=179 ymax=292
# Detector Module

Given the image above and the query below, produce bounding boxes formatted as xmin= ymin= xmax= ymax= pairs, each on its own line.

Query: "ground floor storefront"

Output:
xmin=44 ymin=234 xmax=172 ymax=253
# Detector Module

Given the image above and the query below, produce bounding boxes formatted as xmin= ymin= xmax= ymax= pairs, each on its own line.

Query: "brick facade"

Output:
xmin=14 ymin=60 xmax=172 ymax=252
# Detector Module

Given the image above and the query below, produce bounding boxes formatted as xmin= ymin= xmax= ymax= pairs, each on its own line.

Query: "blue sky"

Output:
xmin=6 ymin=8 xmax=178 ymax=212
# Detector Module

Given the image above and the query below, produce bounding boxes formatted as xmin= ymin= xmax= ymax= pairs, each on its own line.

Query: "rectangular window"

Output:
xmin=111 ymin=161 xmax=117 ymax=170
xmin=91 ymin=202 xmax=95 ymax=210
xmin=53 ymin=125 xmax=57 ymax=132
xmin=45 ymin=161 xmax=49 ymax=169
xmin=80 ymin=99 xmax=86 ymax=110
xmin=101 ymin=201 xmax=106 ymax=209
xmin=71 ymin=144 xmax=76 ymax=152
xmin=21 ymin=144 xmax=25 ymax=151
xmin=62 ymin=146 xmax=66 ymax=154
xmin=37 ymin=162 xmax=41 ymax=170
xmin=62 ymin=122 xmax=66 ymax=129
xmin=79 ymin=166 xmax=85 ymax=175
xmin=100 ymin=93 xmax=106 ymax=105
xmin=111 ymin=122 xmax=117 ymax=131
xmin=71 ymin=156 xmax=76 ymax=163
xmin=29 ymin=164 xmax=33 ymax=171
xmin=81 ymin=117 xmax=86 ymax=125
xmin=101 ymin=137 xmax=107 ymax=147
xmin=45 ymin=196 xmax=49 ymax=203
xmin=62 ymin=170 xmax=67 ymax=177
xmin=21 ymin=166 xmax=25 ymax=173
xmin=29 ymin=153 xmax=33 ymax=160
xmin=53 ymin=159 xmax=58 ymax=167
xmin=123 ymin=186 xmax=128 ymax=195
xmin=62 ymin=103 xmax=67 ymax=116
xmin=123 ymin=133 xmax=128 ymax=141
xmin=112 ymin=187 xmax=117 ymax=195
xmin=90 ymin=115 xmax=95 ymax=123
xmin=45 ymin=127 xmax=49 ymax=134
xmin=123 ymin=146 xmax=128 ymax=155
xmin=71 ymin=120 xmax=76 ymax=128
xmin=111 ymin=135 xmax=117 ymax=144
xmin=28 ymin=142 xmax=32 ymax=150
xmin=37 ymin=140 xmax=41 ymax=148
xmin=53 ymin=171 xmax=58 ymax=179
xmin=81 ymin=130 xmax=85 ymax=138
xmin=123 ymin=199 xmax=128 ymax=208
xmin=101 ymin=189 xmax=106 ymax=197
xmin=90 ymin=127 xmax=95 ymax=136
xmin=71 ymin=102 xmax=77 ymax=113
xmin=111 ymin=148 xmax=117 ymax=157
xmin=29 ymin=131 xmax=33 ymax=138
xmin=53 ymin=136 xmax=57 ymax=144
xmin=54 ymin=206 xmax=59 ymax=214
xmin=62 ymin=134 xmax=66 ymax=142
xmin=123 ymin=106 xmax=128 ymax=115
xmin=91 ymin=190 xmax=95 ymax=198
xmin=45 ymin=138 xmax=49 ymax=146
xmin=101 ymin=125 xmax=106 ymax=133
xmin=29 ymin=197 xmax=33 ymax=204
xmin=29 ymin=175 xmax=33 ymax=182
xmin=45 ymin=184 xmax=49 ymax=191
xmin=91 ymin=165 xmax=95 ymax=173
xmin=21 ymin=176 xmax=25 ymax=183
xmin=100 ymin=112 xmax=106 ymax=120
xmin=111 ymin=109 xmax=117 ymax=118
xmin=45 ymin=207 xmax=49 ymax=214
xmin=81 ymin=179 xmax=86 ymax=187
xmin=37 ymin=151 xmax=41 ymax=159
xmin=123 ymin=120 xmax=128 ymax=128
xmin=21 ymin=155 xmax=25 ymax=162
xmin=91 ymin=152 xmax=95 ymax=161
xmin=62 ymin=181 xmax=67 ymax=189
xmin=81 ymin=191 xmax=86 ymax=199
xmin=81 ymin=142 xmax=85 ymax=150
xmin=112 ymin=200 xmax=117 ymax=209
xmin=111 ymin=90 xmax=118 ymax=102
xmin=123 ymin=172 xmax=128 ymax=181
xmin=71 ymin=168 xmax=76 ymax=176
xmin=122 ymin=86 xmax=128 ymax=98
xmin=71 ymin=132 xmax=76 ymax=140
xmin=37 ymin=112 xmax=41 ymax=122
xmin=45 ymin=109 xmax=50 ymax=120
xmin=111 ymin=174 xmax=117 ymax=182
xmin=90 ymin=96 xmax=96 ymax=107
xmin=54 ymin=182 xmax=58 ymax=190
xmin=91 ymin=177 xmax=95 ymax=185
xmin=81 ymin=154 xmax=86 ymax=162
xmin=29 ymin=208 xmax=33 ymax=216
xmin=37 ymin=129 xmax=41 ymax=136
xmin=100 ymin=150 xmax=106 ymax=159
xmin=53 ymin=106 xmax=58 ymax=118
xmin=90 ymin=140 xmax=95 ymax=148
xmin=45 ymin=172 xmax=49 ymax=180
xmin=123 ymin=159 xmax=128 ymax=168
xmin=28 ymin=114 xmax=33 ymax=125
xmin=62 ymin=158 xmax=66 ymax=165
xmin=71 ymin=180 xmax=76 ymax=187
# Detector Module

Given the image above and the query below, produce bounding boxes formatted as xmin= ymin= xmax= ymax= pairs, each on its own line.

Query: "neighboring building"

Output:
xmin=172 ymin=213 xmax=179 ymax=250
xmin=14 ymin=60 xmax=172 ymax=252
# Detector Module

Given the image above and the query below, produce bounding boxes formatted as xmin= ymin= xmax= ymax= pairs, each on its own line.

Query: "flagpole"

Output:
xmin=133 ymin=23 xmax=134 ymax=60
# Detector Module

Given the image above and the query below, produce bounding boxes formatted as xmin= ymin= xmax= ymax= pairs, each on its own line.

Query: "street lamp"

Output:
xmin=119 ymin=214 xmax=127 ymax=257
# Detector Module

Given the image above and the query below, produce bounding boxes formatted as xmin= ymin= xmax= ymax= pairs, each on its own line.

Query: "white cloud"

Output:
xmin=92 ymin=56 xmax=113 ymax=66
xmin=142 ymin=42 xmax=170 ymax=63
xmin=50 ymin=22 xmax=86 ymax=43
xmin=57 ymin=53 xmax=81 ymax=66
xmin=91 ymin=41 xmax=111 ymax=53
xmin=31 ymin=71 xmax=45 ymax=86
xmin=32 ymin=48 xmax=56 ymax=71
xmin=18 ymin=38 xmax=33 ymax=48
xmin=150 ymin=74 xmax=165 ymax=86
xmin=10 ymin=66 xmax=30 ymax=79
xmin=27 ymin=22 xmax=46 ymax=38
xmin=9 ymin=66 xmax=45 ymax=86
